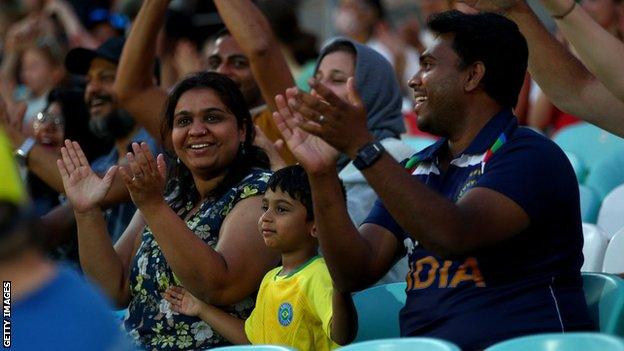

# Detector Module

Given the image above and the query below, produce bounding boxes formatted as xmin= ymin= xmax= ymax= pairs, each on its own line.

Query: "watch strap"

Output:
xmin=353 ymin=140 xmax=385 ymax=170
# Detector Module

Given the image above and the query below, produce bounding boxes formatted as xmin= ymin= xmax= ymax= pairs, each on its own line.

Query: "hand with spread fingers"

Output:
xmin=119 ymin=142 xmax=167 ymax=210
xmin=287 ymin=77 xmax=374 ymax=159
xmin=273 ymin=92 xmax=339 ymax=175
xmin=56 ymin=140 xmax=118 ymax=214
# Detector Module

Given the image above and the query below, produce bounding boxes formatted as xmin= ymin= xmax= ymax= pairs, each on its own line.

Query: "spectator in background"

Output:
xmin=0 ymin=22 xmax=66 ymax=128
xmin=275 ymin=11 xmax=593 ymax=350
xmin=334 ymin=0 xmax=420 ymax=96
xmin=0 ymin=127 xmax=134 ymax=351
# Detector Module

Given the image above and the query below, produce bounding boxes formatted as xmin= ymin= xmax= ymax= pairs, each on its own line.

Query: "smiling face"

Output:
xmin=170 ymin=88 xmax=245 ymax=179
xmin=408 ymin=34 xmax=466 ymax=137
xmin=315 ymin=51 xmax=356 ymax=101
xmin=258 ymin=188 xmax=315 ymax=252
xmin=33 ymin=102 xmax=64 ymax=151
xmin=84 ymin=57 xmax=118 ymax=122
xmin=205 ymin=35 xmax=262 ymax=108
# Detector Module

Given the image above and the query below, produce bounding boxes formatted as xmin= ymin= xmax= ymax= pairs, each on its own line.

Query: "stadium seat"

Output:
xmin=581 ymin=224 xmax=609 ymax=272
xmin=553 ymin=123 xmax=624 ymax=174
xmin=603 ymin=229 xmax=624 ymax=275
xmin=583 ymin=272 xmax=624 ymax=335
xmin=580 ymin=185 xmax=601 ymax=223
xmin=212 ymin=346 xmax=298 ymax=351
xmin=484 ymin=332 xmax=624 ymax=351
xmin=585 ymin=150 xmax=624 ymax=200
xmin=597 ymin=185 xmax=624 ymax=238
xmin=352 ymin=282 xmax=406 ymax=342
xmin=402 ymin=136 xmax=436 ymax=153
xmin=336 ymin=337 xmax=461 ymax=351
xmin=565 ymin=151 xmax=587 ymax=183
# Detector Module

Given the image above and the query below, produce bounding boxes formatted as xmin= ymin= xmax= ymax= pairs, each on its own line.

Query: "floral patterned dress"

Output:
xmin=125 ymin=168 xmax=272 ymax=350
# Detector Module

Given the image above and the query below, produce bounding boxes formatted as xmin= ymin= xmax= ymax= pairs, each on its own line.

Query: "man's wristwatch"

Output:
xmin=353 ymin=140 xmax=385 ymax=170
xmin=15 ymin=137 xmax=36 ymax=166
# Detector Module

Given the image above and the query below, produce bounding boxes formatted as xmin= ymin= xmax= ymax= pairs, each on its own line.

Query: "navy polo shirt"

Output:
xmin=364 ymin=109 xmax=594 ymax=350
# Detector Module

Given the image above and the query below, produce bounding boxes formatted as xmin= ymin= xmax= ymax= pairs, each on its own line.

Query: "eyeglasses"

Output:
xmin=33 ymin=111 xmax=64 ymax=130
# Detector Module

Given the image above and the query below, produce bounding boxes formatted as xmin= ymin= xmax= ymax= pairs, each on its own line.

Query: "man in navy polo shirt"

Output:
xmin=274 ymin=10 xmax=594 ymax=351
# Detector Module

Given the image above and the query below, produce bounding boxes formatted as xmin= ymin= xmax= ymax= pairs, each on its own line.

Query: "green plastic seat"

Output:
xmin=484 ymin=332 xmax=624 ymax=351
xmin=579 ymin=185 xmax=601 ymax=223
xmin=352 ymin=282 xmax=407 ymax=342
xmin=583 ymin=273 xmax=624 ymax=336
xmin=337 ymin=337 xmax=461 ymax=351
xmin=565 ymin=151 xmax=587 ymax=183
xmin=553 ymin=123 xmax=624 ymax=173
xmin=585 ymin=150 xmax=624 ymax=200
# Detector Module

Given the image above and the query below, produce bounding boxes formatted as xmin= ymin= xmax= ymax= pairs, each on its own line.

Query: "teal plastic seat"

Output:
xmin=402 ymin=136 xmax=437 ymax=153
xmin=212 ymin=346 xmax=298 ymax=351
xmin=484 ymin=332 xmax=624 ymax=351
xmin=565 ymin=151 xmax=587 ymax=183
xmin=585 ymin=150 xmax=624 ymax=200
xmin=352 ymin=282 xmax=407 ymax=342
xmin=337 ymin=337 xmax=461 ymax=351
xmin=553 ymin=123 xmax=624 ymax=173
xmin=583 ymin=273 xmax=624 ymax=335
xmin=579 ymin=185 xmax=601 ymax=223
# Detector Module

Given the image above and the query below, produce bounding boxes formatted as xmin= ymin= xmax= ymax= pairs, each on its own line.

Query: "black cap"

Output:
xmin=65 ymin=36 xmax=126 ymax=75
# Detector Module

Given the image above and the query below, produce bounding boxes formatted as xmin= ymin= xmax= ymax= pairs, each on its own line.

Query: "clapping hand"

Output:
xmin=57 ymin=140 xmax=118 ymax=214
xmin=118 ymin=142 xmax=167 ymax=210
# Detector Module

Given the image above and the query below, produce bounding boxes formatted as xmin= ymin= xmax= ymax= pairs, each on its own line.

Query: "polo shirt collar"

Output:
xmin=416 ymin=108 xmax=516 ymax=163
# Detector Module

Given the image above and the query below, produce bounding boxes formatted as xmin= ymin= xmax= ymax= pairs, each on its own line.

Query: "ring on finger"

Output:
xmin=318 ymin=115 xmax=325 ymax=123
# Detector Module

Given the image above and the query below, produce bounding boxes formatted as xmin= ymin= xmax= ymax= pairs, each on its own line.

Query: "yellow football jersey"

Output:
xmin=244 ymin=256 xmax=339 ymax=351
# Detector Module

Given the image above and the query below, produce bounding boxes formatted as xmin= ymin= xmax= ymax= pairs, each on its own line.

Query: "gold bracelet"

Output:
xmin=552 ymin=0 xmax=576 ymax=20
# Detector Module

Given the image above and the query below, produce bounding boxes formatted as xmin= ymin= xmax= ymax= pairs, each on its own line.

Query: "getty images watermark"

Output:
xmin=3 ymin=281 xmax=10 ymax=348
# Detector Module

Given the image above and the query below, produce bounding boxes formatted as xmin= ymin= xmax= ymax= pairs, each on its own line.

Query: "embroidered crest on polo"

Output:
xmin=278 ymin=302 xmax=293 ymax=326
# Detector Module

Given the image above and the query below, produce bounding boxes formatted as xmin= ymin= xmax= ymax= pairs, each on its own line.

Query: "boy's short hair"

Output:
xmin=267 ymin=165 xmax=346 ymax=220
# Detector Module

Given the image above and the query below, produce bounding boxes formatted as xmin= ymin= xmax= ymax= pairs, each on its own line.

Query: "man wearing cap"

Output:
xmin=0 ymin=128 xmax=134 ymax=350
xmin=1 ymin=37 xmax=158 ymax=243
xmin=64 ymin=36 xmax=159 ymax=242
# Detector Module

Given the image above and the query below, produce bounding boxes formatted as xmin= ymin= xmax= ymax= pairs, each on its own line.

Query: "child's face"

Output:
xmin=259 ymin=188 xmax=314 ymax=251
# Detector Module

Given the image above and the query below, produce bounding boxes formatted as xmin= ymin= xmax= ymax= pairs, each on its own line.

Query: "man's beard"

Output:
xmin=89 ymin=109 xmax=137 ymax=142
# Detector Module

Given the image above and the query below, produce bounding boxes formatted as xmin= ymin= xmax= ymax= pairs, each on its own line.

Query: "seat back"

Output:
xmin=336 ymin=337 xmax=461 ymax=351
xmin=583 ymin=272 xmax=624 ymax=335
xmin=581 ymin=224 xmax=609 ymax=272
xmin=565 ymin=151 xmax=587 ymax=183
xmin=603 ymin=229 xmax=624 ymax=274
xmin=484 ymin=332 xmax=624 ymax=351
xmin=580 ymin=185 xmax=601 ymax=223
xmin=598 ymin=185 xmax=624 ymax=238
xmin=585 ymin=150 xmax=624 ymax=200
xmin=553 ymin=123 xmax=624 ymax=172
xmin=402 ymin=136 xmax=436 ymax=153
xmin=352 ymin=282 xmax=406 ymax=342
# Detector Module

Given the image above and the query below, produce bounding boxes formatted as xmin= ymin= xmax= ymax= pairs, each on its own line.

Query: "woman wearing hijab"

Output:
xmin=312 ymin=38 xmax=414 ymax=284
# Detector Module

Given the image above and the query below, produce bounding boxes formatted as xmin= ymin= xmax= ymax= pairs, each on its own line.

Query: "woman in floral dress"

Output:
xmin=57 ymin=72 xmax=280 ymax=350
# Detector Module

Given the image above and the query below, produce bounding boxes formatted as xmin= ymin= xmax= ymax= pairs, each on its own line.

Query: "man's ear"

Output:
xmin=464 ymin=61 xmax=486 ymax=92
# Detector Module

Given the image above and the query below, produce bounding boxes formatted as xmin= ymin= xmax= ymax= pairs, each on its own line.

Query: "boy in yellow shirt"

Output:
xmin=164 ymin=165 xmax=357 ymax=350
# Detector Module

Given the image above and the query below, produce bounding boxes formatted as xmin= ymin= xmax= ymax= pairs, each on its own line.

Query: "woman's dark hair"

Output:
xmin=47 ymin=87 xmax=111 ymax=160
xmin=161 ymin=72 xmax=270 ymax=212
xmin=28 ymin=86 xmax=111 ymax=212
